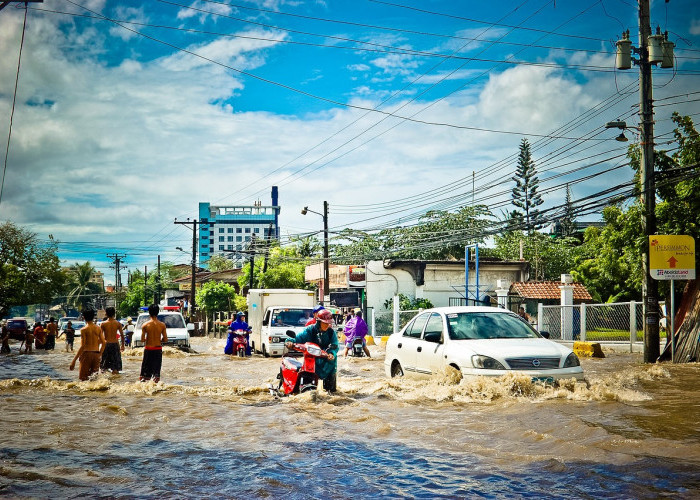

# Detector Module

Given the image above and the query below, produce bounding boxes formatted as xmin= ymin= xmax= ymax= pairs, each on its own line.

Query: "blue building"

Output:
xmin=198 ymin=186 xmax=280 ymax=267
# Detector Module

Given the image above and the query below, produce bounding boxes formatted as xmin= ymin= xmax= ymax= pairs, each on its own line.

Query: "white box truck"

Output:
xmin=247 ymin=289 xmax=316 ymax=357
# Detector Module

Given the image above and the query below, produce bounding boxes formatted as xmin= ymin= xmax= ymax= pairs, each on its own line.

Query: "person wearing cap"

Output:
xmin=342 ymin=309 xmax=371 ymax=358
xmin=305 ymin=304 xmax=325 ymax=327
xmin=286 ymin=309 xmax=338 ymax=393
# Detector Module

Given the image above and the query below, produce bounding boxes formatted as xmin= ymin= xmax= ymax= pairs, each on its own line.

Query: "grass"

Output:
xmin=585 ymin=327 xmax=666 ymax=342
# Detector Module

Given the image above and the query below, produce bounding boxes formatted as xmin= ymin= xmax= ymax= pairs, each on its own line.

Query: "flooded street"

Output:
xmin=1 ymin=336 xmax=699 ymax=498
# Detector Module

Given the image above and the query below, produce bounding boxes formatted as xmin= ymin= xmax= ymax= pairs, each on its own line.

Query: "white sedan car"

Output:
xmin=385 ymin=306 xmax=584 ymax=382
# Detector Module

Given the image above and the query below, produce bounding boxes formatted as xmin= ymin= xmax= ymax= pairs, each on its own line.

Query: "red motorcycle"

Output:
xmin=232 ymin=330 xmax=248 ymax=357
xmin=270 ymin=342 xmax=329 ymax=396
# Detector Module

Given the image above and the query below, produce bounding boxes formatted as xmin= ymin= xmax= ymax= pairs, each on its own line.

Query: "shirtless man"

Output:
xmin=139 ymin=304 xmax=168 ymax=383
xmin=45 ymin=317 xmax=58 ymax=350
xmin=100 ymin=307 xmax=125 ymax=374
xmin=69 ymin=309 xmax=105 ymax=381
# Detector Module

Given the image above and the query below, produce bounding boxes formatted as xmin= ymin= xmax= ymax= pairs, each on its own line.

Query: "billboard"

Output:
xmin=649 ymin=235 xmax=695 ymax=280
xmin=347 ymin=265 xmax=366 ymax=287
xmin=330 ymin=291 xmax=359 ymax=307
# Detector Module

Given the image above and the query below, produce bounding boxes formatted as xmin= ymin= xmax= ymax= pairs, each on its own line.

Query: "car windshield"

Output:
xmin=8 ymin=320 xmax=26 ymax=329
xmin=66 ymin=321 xmax=85 ymax=330
xmin=136 ymin=314 xmax=186 ymax=329
xmin=270 ymin=308 xmax=314 ymax=327
xmin=446 ymin=312 xmax=540 ymax=340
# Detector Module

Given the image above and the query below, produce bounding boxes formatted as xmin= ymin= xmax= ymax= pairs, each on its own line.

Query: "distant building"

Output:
xmin=198 ymin=186 xmax=280 ymax=267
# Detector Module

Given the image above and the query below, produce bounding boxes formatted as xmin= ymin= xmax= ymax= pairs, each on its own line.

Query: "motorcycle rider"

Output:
xmin=305 ymin=304 xmax=325 ymax=326
xmin=342 ymin=309 xmax=371 ymax=358
xmin=225 ymin=311 xmax=252 ymax=356
xmin=285 ymin=309 xmax=338 ymax=393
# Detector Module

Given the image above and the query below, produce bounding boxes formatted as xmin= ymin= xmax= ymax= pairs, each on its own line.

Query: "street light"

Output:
xmin=605 ymin=120 xmax=641 ymax=143
xmin=302 ymin=202 xmax=329 ymax=304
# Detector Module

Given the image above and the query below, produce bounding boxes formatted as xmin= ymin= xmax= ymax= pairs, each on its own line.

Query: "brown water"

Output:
xmin=1 ymin=337 xmax=699 ymax=498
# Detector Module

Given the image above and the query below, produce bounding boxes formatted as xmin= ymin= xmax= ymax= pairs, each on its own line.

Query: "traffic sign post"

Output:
xmin=649 ymin=235 xmax=696 ymax=361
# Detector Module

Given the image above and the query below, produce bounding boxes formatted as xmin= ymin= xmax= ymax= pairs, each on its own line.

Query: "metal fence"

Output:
xmin=538 ymin=301 xmax=651 ymax=348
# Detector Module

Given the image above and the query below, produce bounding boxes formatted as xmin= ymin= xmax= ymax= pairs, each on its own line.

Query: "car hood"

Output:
xmin=450 ymin=337 xmax=570 ymax=359
xmin=134 ymin=327 xmax=189 ymax=339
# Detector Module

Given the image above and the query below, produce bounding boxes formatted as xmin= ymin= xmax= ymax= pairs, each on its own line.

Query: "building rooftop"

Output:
xmin=510 ymin=281 xmax=593 ymax=302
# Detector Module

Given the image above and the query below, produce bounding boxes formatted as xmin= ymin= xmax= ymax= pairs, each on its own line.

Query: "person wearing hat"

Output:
xmin=305 ymin=304 xmax=325 ymax=327
xmin=342 ymin=308 xmax=370 ymax=358
xmin=286 ymin=309 xmax=338 ymax=393
xmin=226 ymin=311 xmax=252 ymax=356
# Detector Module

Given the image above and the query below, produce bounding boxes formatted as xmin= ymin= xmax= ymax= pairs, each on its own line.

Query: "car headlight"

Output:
xmin=471 ymin=355 xmax=506 ymax=370
xmin=563 ymin=352 xmax=580 ymax=368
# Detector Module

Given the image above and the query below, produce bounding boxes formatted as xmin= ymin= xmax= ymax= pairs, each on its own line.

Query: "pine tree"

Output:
xmin=559 ymin=183 xmax=577 ymax=237
xmin=511 ymin=139 xmax=543 ymax=233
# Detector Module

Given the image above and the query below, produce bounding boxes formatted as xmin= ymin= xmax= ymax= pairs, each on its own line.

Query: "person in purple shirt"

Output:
xmin=342 ymin=309 xmax=371 ymax=358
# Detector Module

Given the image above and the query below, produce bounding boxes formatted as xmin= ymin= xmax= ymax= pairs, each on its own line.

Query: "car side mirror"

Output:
xmin=540 ymin=331 xmax=550 ymax=339
xmin=187 ymin=323 xmax=195 ymax=331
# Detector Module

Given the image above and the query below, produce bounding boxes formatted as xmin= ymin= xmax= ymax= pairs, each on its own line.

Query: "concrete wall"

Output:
xmin=365 ymin=260 xmax=528 ymax=312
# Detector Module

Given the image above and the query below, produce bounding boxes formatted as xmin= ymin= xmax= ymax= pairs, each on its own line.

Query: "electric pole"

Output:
xmin=323 ymin=201 xmax=329 ymax=303
xmin=174 ymin=218 xmax=213 ymax=319
xmin=0 ymin=1 xmax=42 ymax=13
xmin=107 ymin=253 xmax=126 ymax=310
xmin=639 ymin=0 xmax=659 ymax=363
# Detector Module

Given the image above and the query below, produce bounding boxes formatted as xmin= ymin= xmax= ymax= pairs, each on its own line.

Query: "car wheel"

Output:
xmin=391 ymin=361 xmax=404 ymax=378
xmin=262 ymin=344 xmax=269 ymax=358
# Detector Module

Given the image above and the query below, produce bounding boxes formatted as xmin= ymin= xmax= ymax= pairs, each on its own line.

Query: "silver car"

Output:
xmin=385 ymin=306 xmax=584 ymax=382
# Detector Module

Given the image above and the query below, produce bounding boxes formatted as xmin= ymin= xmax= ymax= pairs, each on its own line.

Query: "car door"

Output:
xmin=415 ymin=312 xmax=446 ymax=376
xmin=395 ymin=313 xmax=430 ymax=375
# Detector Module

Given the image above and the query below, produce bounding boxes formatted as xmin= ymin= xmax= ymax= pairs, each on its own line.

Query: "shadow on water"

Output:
xmin=1 ymin=439 xmax=699 ymax=498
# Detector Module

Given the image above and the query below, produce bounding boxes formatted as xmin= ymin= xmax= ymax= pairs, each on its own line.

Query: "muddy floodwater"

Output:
xmin=1 ymin=336 xmax=699 ymax=498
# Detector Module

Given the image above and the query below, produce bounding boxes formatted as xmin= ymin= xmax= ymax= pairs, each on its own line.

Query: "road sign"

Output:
xmin=649 ymin=235 xmax=695 ymax=280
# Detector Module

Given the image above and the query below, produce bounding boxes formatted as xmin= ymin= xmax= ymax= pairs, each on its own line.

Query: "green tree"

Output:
xmin=67 ymin=261 xmax=101 ymax=310
xmin=512 ymin=138 xmax=544 ymax=233
xmin=207 ymin=254 xmax=235 ymax=272
xmin=559 ymin=184 xmax=577 ymax=237
xmin=0 ymin=222 xmax=66 ymax=317
xmin=195 ymin=281 xmax=236 ymax=313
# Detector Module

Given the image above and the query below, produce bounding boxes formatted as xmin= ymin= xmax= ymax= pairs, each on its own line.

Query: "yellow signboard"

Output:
xmin=649 ymin=235 xmax=695 ymax=280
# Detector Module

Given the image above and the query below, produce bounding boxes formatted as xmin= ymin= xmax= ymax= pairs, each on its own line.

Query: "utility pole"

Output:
xmin=174 ymin=218 xmax=212 ymax=319
xmin=107 ymin=253 xmax=126 ymax=310
xmin=144 ymin=266 xmax=148 ymax=306
xmin=638 ymin=0 xmax=659 ymax=363
xmin=156 ymin=255 xmax=161 ymax=305
xmin=249 ymin=235 xmax=256 ymax=291
xmin=323 ymin=200 xmax=329 ymax=303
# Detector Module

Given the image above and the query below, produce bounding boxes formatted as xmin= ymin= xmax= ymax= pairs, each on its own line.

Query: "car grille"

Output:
xmin=505 ymin=357 xmax=561 ymax=370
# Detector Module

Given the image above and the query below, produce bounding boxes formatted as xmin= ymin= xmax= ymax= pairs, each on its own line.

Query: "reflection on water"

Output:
xmin=1 ymin=337 xmax=699 ymax=498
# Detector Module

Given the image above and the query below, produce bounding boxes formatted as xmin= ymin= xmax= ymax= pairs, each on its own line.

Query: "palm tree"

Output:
xmin=67 ymin=261 xmax=98 ymax=310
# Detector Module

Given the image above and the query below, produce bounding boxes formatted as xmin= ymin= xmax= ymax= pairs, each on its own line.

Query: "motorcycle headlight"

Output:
xmin=563 ymin=352 xmax=580 ymax=368
xmin=471 ymin=355 xmax=506 ymax=370
xmin=306 ymin=346 xmax=322 ymax=356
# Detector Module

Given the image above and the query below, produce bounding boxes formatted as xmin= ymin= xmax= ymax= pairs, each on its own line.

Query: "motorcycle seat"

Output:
xmin=282 ymin=358 xmax=303 ymax=370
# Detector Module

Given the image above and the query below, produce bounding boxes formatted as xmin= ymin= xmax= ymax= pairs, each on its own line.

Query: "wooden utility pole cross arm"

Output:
xmin=0 ymin=1 xmax=43 ymax=12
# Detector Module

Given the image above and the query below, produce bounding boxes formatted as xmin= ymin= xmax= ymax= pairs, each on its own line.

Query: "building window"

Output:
xmin=228 ymin=228 xmax=233 ymax=233
xmin=202 ymin=253 xmax=208 ymax=257
xmin=245 ymin=236 xmax=251 ymax=242
xmin=236 ymin=236 xmax=242 ymax=242
xmin=219 ymin=228 xmax=224 ymax=233
xmin=236 ymin=244 xmax=242 ymax=250
xmin=219 ymin=236 xmax=224 ymax=242
xmin=254 ymin=227 xmax=260 ymax=233
xmin=245 ymin=227 xmax=251 ymax=233
xmin=227 ymin=236 xmax=233 ymax=242
xmin=219 ymin=245 xmax=224 ymax=250
xmin=236 ymin=228 xmax=242 ymax=233
xmin=227 ymin=245 xmax=233 ymax=250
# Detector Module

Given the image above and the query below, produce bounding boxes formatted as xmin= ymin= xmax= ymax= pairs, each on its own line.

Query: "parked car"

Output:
xmin=385 ymin=306 xmax=584 ymax=382
xmin=131 ymin=307 xmax=192 ymax=348
xmin=62 ymin=321 xmax=86 ymax=337
xmin=6 ymin=318 xmax=29 ymax=341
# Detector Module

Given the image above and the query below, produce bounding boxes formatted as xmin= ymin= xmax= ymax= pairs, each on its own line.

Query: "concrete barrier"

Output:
xmin=573 ymin=341 xmax=605 ymax=358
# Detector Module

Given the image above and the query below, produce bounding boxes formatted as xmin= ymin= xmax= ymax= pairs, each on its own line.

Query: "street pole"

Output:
xmin=249 ymin=235 xmax=256 ymax=291
xmin=144 ymin=266 xmax=148 ymax=307
xmin=190 ymin=223 xmax=197 ymax=317
xmin=639 ymin=0 xmax=660 ymax=362
xmin=323 ymin=200 xmax=329 ymax=304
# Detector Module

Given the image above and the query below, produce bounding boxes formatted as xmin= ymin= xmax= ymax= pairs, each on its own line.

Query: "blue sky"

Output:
xmin=1 ymin=0 xmax=699 ymax=284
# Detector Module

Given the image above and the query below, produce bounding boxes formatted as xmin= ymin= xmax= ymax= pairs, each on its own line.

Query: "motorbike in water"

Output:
xmin=269 ymin=341 xmax=329 ymax=396
xmin=349 ymin=337 xmax=365 ymax=357
xmin=224 ymin=329 xmax=249 ymax=357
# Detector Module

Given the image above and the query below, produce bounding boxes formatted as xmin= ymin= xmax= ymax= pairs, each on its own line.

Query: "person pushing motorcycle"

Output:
xmin=285 ymin=309 xmax=338 ymax=393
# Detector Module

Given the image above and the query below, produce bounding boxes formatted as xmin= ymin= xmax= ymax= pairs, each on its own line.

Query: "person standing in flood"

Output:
xmin=100 ymin=307 xmax=125 ymax=374
xmin=45 ymin=317 xmax=58 ymax=350
xmin=62 ymin=321 xmax=75 ymax=352
xmin=139 ymin=304 xmax=168 ymax=383
xmin=69 ymin=309 xmax=105 ymax=381
xmin=1 ymin=321 xmax=10 ymax=354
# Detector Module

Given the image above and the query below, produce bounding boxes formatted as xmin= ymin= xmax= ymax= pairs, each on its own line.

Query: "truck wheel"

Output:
xmin=262 ymin=344 xmax=269 ymax=357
